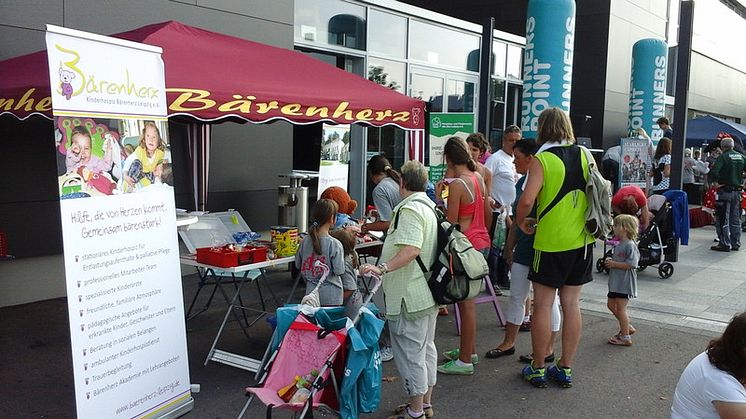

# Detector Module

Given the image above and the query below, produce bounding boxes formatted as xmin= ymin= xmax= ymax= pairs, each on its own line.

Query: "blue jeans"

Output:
xmin=715 ymin=189 xmax=742 ymax=248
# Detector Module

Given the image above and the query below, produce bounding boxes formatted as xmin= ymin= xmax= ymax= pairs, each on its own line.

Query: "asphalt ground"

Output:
xmin=0 ymin=270 xmax=718 ymax=419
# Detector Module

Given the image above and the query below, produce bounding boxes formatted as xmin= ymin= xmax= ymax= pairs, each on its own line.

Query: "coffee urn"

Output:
xmin=278 ymin=172 xmax=311 ymax=232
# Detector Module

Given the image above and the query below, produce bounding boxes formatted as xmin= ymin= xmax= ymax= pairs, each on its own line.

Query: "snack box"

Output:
xmin=196 ymin=245 xmax=267 ymax=268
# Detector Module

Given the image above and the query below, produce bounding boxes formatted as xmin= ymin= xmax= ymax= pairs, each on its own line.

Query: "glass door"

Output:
xmin=409 ymin=66 xmax=478 ymax=119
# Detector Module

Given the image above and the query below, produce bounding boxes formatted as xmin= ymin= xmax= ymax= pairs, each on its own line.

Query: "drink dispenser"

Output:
xmin=278 ymin=172 xmax=311 ymax=232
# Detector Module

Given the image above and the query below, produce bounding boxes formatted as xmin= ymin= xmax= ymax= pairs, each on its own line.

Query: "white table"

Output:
xmin=182 ymin=239 xmax=383 ymax=373
xmin=180 ymin=254 xmax=294 ymax=372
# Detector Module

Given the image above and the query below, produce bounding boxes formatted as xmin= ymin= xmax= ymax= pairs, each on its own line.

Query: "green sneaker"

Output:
xmin=437 ymin=359 xmax=474 ymax=375
xmin=442 ymin=348 xmax=479 ymax=364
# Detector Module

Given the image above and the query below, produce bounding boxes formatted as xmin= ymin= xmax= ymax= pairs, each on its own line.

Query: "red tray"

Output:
xmin=196 ymin=246 xmax=267 ymax=268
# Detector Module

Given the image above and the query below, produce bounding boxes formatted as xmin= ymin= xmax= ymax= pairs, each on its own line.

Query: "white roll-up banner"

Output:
xmin=46 ymin=24 xmax=192 ymax=419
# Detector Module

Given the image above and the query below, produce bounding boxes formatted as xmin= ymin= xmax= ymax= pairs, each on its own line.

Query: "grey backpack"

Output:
xmin=392 ymin=197 xmax=489 ymax=305
xmin=580 ymin=146 xmax=613 ymax=239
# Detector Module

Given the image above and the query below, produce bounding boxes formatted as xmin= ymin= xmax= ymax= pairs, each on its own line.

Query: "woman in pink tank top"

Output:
xmin=435 ymin=136 xmax=492 ymax=376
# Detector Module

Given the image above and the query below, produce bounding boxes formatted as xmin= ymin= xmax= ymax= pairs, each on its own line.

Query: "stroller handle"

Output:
xmin=348 ymin=273 xmax=382 ymax=325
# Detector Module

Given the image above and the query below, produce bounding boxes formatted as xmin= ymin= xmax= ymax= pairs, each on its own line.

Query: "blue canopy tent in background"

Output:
xmin=686 ymin=115 xmax=746 ymax=150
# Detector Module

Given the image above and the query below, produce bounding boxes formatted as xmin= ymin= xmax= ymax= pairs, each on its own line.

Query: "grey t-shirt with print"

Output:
xmin=294 ymin=235 xmax=345 ymax=305
xmin=608 ymin=239 xmax=640 ymax=298
xmin=372 ymin=177 xmax=401 ymax=222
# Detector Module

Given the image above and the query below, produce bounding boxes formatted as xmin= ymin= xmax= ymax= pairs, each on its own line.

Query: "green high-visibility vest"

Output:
xmin=534 ymin=144 xmax=595 ymax=252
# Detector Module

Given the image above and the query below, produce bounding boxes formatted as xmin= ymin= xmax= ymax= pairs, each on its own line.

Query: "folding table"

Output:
xmin=179 ymin=255 xmax=292 ymax=372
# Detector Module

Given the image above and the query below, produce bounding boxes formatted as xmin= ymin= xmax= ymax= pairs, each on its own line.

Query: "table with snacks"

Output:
xmin=177 ymin=210 xmax=383 ymax=373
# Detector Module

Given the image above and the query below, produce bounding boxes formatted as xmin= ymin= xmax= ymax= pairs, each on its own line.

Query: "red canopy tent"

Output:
xmin=0 ymin=21 xmax=425 ymax=211
xmin=0 ymin=20 xmax=425 ymax=129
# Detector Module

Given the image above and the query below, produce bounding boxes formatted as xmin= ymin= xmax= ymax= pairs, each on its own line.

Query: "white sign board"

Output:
xmin=318 ymin=124 xmax=350 ymax=195
xmin=46 ymin=25 xmax=192 ymax=418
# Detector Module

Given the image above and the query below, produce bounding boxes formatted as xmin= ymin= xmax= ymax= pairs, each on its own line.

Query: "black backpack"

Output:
xmin=392 ymin=197 xmax=489 ymax=305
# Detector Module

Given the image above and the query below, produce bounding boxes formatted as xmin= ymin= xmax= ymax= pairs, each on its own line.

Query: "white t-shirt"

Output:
xmin=671 ymin=352 xmax=746 ymax=419
xmin=484 ymin=149 xmax=517 ymax=213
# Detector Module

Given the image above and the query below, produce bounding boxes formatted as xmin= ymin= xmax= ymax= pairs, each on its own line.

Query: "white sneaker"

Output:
xmin=380 ymin=346 xmax=394 ymax=362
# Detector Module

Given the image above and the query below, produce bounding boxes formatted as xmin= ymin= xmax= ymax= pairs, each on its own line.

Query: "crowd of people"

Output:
xmin=293 ymin=107 xmax=745 ymax=418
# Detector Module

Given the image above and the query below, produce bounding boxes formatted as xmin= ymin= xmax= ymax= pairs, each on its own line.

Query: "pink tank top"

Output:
xmin=459 ymin=173 xmax=491 ymax=251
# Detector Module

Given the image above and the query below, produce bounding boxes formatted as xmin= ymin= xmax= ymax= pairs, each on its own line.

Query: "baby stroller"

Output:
xmin=238 ymin=262 xmax=384 ymax=419
xmin=596 ymin=202 xmax=675 ymax=279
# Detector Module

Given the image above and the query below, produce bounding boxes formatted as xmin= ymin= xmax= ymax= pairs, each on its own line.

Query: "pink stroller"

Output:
xmin=238 ymin=264 xmax=383 ymax=418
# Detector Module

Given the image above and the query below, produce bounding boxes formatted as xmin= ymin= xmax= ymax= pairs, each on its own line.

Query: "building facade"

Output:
xmin=2 ymin=0 xmax=746 ymax=305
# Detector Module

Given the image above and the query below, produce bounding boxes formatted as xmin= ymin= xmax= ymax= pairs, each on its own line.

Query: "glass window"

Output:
xmin=447 ymin=79 xmax=475 ymax=113
xmin=295 ymin=0 xmax=366 ymax=50
xmin=410 ymin=20 xmax=480 ymax=71
xmin=506 ymin=44 xmax=522 ymax=80
xmin=368 ymin=9 xmax=407 ymax=58
xmin=492 ymin=41 xmax=507 ymax=78
xmin=367 ymin=127 xmax=406 ymax=170
xmin=491 ymin=78 xmax=506 ymax=103
xmin=368 ymin=58 xmax=406 ymax=93
xmin=410 ymin=73 xmax=444 ymax=112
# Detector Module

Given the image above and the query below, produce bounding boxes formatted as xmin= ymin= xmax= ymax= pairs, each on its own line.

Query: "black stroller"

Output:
xmin=596 ymin=202 xmax=676 ymax=279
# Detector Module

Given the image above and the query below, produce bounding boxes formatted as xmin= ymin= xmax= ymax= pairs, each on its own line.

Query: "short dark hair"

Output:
xmin=513 ymin=139 xmax=538 ymax=156
xmin=657 ymin=117 xmax=670 ymax=125
xmin=465 ymin=132 xmax=488 ymax=153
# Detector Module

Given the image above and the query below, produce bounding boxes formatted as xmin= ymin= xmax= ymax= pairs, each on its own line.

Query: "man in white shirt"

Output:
xmin=484 ymin=125 xmax=521 ymax=289
xmin=485 ymin=125 xmax=521 ymax=213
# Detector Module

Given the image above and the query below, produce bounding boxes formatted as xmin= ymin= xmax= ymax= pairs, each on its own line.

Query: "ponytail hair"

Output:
xmin=444 ymin=136 xmax=477 ymax=172
xmin=367 ymin=154 xmax=401 ymax=184
xmin=329 ymin=229 xmax=359 ymax=268
xmin=309 ymin=199 xmax=338 ymax=255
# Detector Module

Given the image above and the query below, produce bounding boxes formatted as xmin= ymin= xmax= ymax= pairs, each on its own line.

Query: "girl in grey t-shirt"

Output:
xmin=295 ymin=199 xmax=346 ymax=306
xmin=604 ymin=214 xmax=640 ymax=347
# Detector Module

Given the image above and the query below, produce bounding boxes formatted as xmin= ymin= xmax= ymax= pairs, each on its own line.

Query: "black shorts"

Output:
xmin=607 ymin=292 xmax=630 ymax=299
xmin=529 ymin=244 xmax=594 ymax=288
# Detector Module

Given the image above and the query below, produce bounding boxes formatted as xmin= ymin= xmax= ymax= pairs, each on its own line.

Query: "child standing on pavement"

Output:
xmin=605 ymin=214 xmax=640 ymax=346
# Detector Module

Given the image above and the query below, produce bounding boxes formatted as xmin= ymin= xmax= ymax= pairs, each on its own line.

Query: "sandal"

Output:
xmin=616 ymin=325 xmax=636 ymax=336
xmin=392 ymin=403 xmax=434 ymax=418
xmin=608 ymin=335 xmax=632 ymax=346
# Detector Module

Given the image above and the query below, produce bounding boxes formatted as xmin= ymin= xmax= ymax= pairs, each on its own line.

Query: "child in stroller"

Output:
xmin=597 ymin=196 xmax=675 ymax=279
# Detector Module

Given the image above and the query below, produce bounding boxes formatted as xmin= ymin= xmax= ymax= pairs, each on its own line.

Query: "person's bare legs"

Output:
xmin=458 ymin=299 xmax=476 ymax=362
xmin=558 ymin=285 xmax=583 ymax=367
xmin=528 ymin=282 xmax=557 ymax=368
xmin=616 ymin=298 xmax=630 ymax=336
xmin=497 ymin=323 xmax=520 ymax=350
xmin=422 ymin=386 xmax=434 ymax=407
xmin=607 ymin=297 xmax=622 ymax=335
xmin=547 ymin=331 xmax=558 ymax=356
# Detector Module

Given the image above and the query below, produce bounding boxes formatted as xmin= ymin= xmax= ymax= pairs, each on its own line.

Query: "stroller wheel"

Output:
xmin=596 ymin=258 xmax=606 ymax=273
xmin=658 ymin=262 xmax=674 ymax=279
xmin=636 ymin=265 xmax=647 ymax=272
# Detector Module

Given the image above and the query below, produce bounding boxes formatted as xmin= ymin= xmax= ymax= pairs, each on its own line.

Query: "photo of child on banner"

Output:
xmin=56 ymin=117 xmax=172 ymax=199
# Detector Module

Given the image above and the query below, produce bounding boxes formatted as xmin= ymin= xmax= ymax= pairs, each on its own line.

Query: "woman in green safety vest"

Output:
xmin=515 ymin=107 xmax=595 ymax=389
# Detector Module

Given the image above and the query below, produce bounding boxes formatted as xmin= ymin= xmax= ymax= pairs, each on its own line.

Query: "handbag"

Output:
xmin=492 ymin=209 xmax=508 ymax=249
xmin=703 ymin=186 xmax=717 ymax=211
